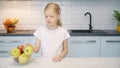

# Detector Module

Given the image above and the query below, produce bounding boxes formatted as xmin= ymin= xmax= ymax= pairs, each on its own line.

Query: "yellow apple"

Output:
xmin=24 ymin=46 xmax=33 ymax=56
xmin=10 ymin=48 xmax=21 ymax=58
xmin=18 ymin=54 xmax=28 ymax=64
xmin=27 ymin=55 xmax=32 ymax=60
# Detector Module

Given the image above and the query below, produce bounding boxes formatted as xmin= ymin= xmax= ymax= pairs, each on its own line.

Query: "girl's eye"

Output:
xmin=50 ymin=16 xmax=54 ymax=18
xmin=45 ymin=15 xmax=54 ymax=18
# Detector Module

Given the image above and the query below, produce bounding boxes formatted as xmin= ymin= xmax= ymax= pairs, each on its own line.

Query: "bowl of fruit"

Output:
xmin=10 ymin=44 xmax=33 ymax=64
xmin=3 ymin=18 xmax=19 ymax=33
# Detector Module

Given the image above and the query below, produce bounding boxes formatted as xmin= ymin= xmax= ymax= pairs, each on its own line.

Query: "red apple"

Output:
xmin=17 ymin=45 xmax=24 ymax=54
xmin=14 ymin=58 xmax=19 ymax=62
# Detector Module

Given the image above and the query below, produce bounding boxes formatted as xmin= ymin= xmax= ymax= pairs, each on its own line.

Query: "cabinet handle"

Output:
xmin=70 ymin=40 xmax=96 ymax=43
xmin=106 ymin=40 xmax=120 ymax=43
xmin=0 ymin=51 xmax=9 ymax=53
xmin=0 ymin=40 xmax=24 ymax=43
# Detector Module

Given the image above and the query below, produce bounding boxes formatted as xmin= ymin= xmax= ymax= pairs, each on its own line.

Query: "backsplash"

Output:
xmin=0 ymin=0 xmax=120 ymax=30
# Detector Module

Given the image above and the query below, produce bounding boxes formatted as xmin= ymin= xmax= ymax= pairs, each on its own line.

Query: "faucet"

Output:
xmin=84 ymin=12 xmax=93 ymax=32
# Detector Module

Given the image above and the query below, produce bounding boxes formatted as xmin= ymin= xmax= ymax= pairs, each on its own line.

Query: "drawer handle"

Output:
xmin=70 ymin=40 xmax=96 ymax=43
xmin=0 ymin=40 xmax=24 ymax=43
xmin=106 ymin=40 xmax=120 ymax=43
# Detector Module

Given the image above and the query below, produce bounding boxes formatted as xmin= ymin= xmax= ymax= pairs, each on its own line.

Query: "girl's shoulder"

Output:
xmin=59 ymin=26 xmax=67 ymax=30
xmin=58 ymin=27 xmax=68 ymax=33
xmin=36 ymin=26 xmax=46 ymax=31
xmin=58 ymin=27 xmax=70 ymax=38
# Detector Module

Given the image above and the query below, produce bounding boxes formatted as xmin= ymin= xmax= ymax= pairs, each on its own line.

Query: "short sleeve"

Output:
xmin=33 ymin=27 xmax=41 ymax=39
xmin=64 ymin=29 xmax=70 ymax=40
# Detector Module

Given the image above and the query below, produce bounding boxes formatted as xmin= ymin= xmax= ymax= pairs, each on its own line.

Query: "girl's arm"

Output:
xmin=52 ymin=39 xmax=68 ymax=62
xmin=59 ymin=39 xmax=68 ymax=58
xmin=32 ymin=38 xmax=41 ymax=53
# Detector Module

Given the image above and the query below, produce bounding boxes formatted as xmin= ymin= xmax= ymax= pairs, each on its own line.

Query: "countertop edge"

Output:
xmin=0 ymin=30 xmax=120 ymax=36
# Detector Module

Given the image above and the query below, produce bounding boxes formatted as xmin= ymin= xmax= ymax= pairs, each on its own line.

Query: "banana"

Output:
xmin=11 ymin=18 xmax=19 ymax=25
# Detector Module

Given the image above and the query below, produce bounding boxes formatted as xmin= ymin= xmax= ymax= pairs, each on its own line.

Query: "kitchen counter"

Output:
xmin=0 ymin=30 xmax=120 ymax=36
xmin=0 ymin=57 xmax=120 ymax=68
xmin=0 ymin=30 xmax=34 ymax=36
xmin=70 ymin=30 xmax=120 ymax=36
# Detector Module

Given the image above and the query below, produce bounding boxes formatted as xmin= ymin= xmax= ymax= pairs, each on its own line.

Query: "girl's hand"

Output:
xmin=52 ymin=55 xmax=63 ymax=62
xmin=24 ymin=43 xmax=33 ymax=49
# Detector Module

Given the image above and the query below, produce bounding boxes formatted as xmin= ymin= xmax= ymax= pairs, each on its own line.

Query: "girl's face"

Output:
xmin=45 ymin=8 xmax=60 ymax=27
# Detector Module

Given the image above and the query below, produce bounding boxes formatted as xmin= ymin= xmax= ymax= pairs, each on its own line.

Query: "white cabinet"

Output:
xmin=0 ymin=36 xmax=29 ymax=57
xmin=101 ymin=36 xmax=120 ymax=57
xmin=0 ymin=36 xmax=41 ymax=57
xmin=1 ymin=35 xmax=120 ymax=57
xmin=66 ymin=36 xmax=101 ymax=57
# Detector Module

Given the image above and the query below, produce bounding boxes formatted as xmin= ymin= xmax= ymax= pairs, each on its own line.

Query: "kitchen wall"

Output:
xmin=0 ymin=0 xmax=120 ymax=30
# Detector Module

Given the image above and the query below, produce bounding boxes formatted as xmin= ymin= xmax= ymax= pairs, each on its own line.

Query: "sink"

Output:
xmin=70 ymin=30 xmax=106 ymax=33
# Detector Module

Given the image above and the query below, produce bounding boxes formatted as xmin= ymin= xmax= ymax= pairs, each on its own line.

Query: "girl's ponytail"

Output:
xmin=57 ymin=19 xmax=62 ymax=26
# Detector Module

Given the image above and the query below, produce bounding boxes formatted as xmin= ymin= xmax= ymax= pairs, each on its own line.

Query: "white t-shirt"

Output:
xmin=33 ymin=26 xmax=70 ymax=58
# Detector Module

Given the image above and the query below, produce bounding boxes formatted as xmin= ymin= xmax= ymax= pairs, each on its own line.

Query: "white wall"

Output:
xmin=0 ymin=0 xmax=120 ymax=30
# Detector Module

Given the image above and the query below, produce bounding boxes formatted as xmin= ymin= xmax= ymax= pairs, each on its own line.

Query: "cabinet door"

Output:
xmin=66 ymin=36 xmax=100 ymax=57
xmin=29 ymin=36 xmax=41 ymax=57
xmin=101 ymin=36 xmax=120 ymax=57
xmin=0 ymin=36 xmax=29 ymax=57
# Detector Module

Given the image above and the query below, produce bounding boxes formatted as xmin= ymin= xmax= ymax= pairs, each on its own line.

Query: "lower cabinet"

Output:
xmin=0 ymin=36 xmax=120 ymax=57
xmin=66 ymin=36 xmax=101 ymax=57
xmin=0 ymin=36 xmax=29 ymax=57
xmin=101 ymin=36 xmax=120 ymax=57
xmin=0 ymin=36 xmax=41 ymax=57
xmin=29 ymin=36 xmax=101 ymax=57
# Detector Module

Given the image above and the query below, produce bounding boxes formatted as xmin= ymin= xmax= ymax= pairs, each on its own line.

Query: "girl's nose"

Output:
xmin=47 ymin=17 xmax=51 ymax=21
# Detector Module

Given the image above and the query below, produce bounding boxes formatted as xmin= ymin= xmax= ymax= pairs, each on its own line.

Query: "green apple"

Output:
xmin=10 ymin=48 xmax=21 ymax=58
xmin=24 ymin=46 xmax=33 ymax=56
xmin=18 ymin=54 xmax=28 ymax=64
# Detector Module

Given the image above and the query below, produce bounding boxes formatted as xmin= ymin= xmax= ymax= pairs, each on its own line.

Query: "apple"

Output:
xmin=27 ymin=55 xmax=32 ymax=60
xmin=18 ymin=54 xmax=28 ymax=64
xmin=24 ymin=46 xmax=33 ymax=56
xmin=17 ymin=45 xmax=24 ymax=54
xmin=10 ymin=48 xmax=21 ymax=58
xmin=14 ymin=58 xmax=19 ymax=62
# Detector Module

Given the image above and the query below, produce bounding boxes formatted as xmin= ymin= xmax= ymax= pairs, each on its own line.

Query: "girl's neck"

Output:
xmin=47 ymin=25 xmax=59 ymax=30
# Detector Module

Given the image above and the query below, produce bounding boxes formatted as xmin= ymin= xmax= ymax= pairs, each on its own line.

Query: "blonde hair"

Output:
xmin=44 ymin=3 xmax=62 ymax=26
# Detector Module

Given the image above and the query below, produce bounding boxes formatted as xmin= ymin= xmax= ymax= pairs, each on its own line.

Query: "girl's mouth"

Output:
xmin=47 ymin=22 xmax=51 ymax=23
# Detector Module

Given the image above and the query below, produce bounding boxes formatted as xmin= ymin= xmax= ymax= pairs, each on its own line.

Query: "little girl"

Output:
xmin=31 ymin=3 xmax=70 ymax=62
